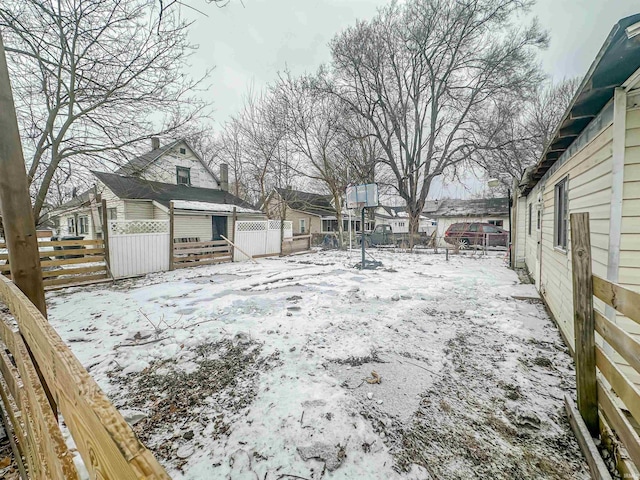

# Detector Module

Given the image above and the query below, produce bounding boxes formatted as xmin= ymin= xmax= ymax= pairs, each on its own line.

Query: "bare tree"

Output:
xmin=473 ymin=77 xmax=580 ymax=188
xmin=0 ymin=0 xmax=210 ymax=222
xmin=328 ymin=0 xmax=547 ymax=243
xmin=275 ymin=72 xmax=356 ymax=245
xmin=212 ymin=118 xmax=250 ymax=199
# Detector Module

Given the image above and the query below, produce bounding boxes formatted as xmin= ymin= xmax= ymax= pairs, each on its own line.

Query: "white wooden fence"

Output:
xmin=234 ymin=220 xmax=292 ymax=262
xmin=108 ymin=220 xmax=170 ymax=278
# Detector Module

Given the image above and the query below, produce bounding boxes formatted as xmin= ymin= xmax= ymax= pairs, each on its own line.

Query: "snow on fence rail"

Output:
xmin=569 ymin=213 xmax=640 ymax=478
xmin=108 ymin=220 xmax=170 ymax=279
xmin=0 ymin=274 xmax=169 ymax=479
xmin=0 ymin=238 xmax=109 ymax=288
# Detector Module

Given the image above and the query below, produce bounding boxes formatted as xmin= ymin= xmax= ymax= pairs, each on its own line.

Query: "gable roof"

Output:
xmin=423 ymin=198 xmax=509 ymax=217
xmin=93 ymin=171 xmax=256 ymax=210
xmin=521 ymin=14 xmax=640 ymax=194
xmin=274 ymin=188 xmax=335 ymax=217
xmin=375 ymin=205 xmax=430 ymax=220
xmin=115 ymin=139 xmax=220 ymax=185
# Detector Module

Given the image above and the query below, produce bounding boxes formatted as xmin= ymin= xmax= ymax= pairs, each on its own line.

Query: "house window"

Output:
xmin=528 ymin=203 xmax=532 ymax=235
xmin=488 ymin=220 xmax=504 ymax=227
xmin=179 ymin=147 xmax=186 ymax=155
xmin=554 ymin=177 xmax=568 ymax=250
xmin=108 ymin=208 xmax=117 ymax=220
xmin=67 ymin=217 xmax=76 ymax=235
xmin=299 ymin=219 xmax=306 ymax=234
xmin=78 ymin=216 xmax=89 ymax=235
xmin=176 ymin=166 xmax=191 ymax=185
xmin=537 ymin=209 xmax=541 ymax=231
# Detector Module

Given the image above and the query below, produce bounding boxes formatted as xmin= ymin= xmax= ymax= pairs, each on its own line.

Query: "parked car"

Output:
xmin=444 ymin=223 xmax=508 ymax=248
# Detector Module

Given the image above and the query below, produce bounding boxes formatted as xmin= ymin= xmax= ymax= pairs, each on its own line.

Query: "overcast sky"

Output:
xmin=182 ymin=0 xmax=640 ymax=198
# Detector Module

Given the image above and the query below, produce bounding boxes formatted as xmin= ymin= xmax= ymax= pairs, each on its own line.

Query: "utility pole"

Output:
xmin=0 ymin=31 xmax=47 ymax=314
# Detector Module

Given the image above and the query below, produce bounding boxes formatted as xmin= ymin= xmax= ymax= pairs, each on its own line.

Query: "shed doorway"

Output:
xmin=212 ymin=216 xmax=227 ymax=241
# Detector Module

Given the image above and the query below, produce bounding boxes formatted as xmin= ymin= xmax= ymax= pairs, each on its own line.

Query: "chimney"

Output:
xmin=151 ymin=137 xmax=160 ymax=151
xmin=220 ymin=163 xmax=229 ymax=192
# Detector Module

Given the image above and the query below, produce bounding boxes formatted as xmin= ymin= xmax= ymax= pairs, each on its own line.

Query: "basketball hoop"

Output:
xmin=346 ymin=183 xmax=379 ymax=209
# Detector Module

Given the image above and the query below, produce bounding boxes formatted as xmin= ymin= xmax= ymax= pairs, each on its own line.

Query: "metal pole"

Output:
xmin=361 ymin=207 xmax=365 ymax=269
xmin=508 ymin=188 xmax=512 ymax=267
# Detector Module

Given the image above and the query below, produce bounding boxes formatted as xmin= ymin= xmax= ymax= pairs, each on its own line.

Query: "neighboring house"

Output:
xmin=512 ymin=15 xmax=640 ymax=381
xmin=422 ymin=198 xmax=510 ymax=243
xmin=48 ymin=139 xmax=262 ymax=241
xmin=373 ymin=206 xmax=436 ymax=234
xmin=264 ymin=188 xmax=371 ymax=236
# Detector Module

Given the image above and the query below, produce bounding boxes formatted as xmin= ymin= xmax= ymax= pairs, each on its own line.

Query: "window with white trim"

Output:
xmin=78 ymin=216 xmax=89 ymax=235
xmin=176 ymin=166 xmax=191 ymax=185
xmin=67 ymin=217 xmax=75 ymax=235
xmin=299 ymin=218 xmax=306 ymax=234
xmin=554 ymin=177 xmax=568 ymax=249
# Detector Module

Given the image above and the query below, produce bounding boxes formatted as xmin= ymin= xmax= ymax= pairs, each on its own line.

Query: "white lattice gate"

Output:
xmin=108 ymin=220 xmax=170 ymax=278
xmin=233 ymin=220 xmax=292 ymax=262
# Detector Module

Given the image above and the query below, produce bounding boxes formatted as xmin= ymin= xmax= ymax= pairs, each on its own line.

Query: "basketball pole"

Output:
xmin=361 ymin=206 xmax=365 ymax=269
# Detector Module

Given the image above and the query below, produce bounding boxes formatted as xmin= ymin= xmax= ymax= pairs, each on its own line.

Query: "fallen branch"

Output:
xmin=115 ymin=337 xmax=168 ymax=348
xmin=398 ymin=359 xmax=438 ymax=375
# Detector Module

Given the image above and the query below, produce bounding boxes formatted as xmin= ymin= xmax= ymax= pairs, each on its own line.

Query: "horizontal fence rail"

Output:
xmin=0 ymin=275 xmax=169 ymax=479
xmin=172 ymin=239 xmax=232 ymax=269
xmin=1 ymin=239 xmax=109 ymax=288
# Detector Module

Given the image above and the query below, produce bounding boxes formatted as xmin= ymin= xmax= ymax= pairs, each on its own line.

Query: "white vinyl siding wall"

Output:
xmin=523 ymin=188 xmax=542 ymax=285
xmin=537 ymin=124 xmax=614 ymax=349
xmin=139 ymin=142 xmax=218 ymax=189
xmin=124 ymin=201 xmax=154 ymax=220
xmin=514 ymin=197 xmax=527 ymax=267
xmin=153 ymin=204 xmax=169 ymax=220
xmin=530 ymin=92 xmax=640 ymax=389
xmin=173 ymin=215 xmax=212 ymax=241
xmin=617 ymin=100 xmax=640 ymax=383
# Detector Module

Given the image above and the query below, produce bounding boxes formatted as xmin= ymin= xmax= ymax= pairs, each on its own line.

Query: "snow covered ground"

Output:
xmin=47 ymin=249 xmax=589 ymax=479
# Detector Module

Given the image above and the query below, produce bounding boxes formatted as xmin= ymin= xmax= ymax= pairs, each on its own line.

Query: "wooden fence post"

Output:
xmin=0 ymin=33 xmax=46 ymax=316
xmin=231 ymin=207 xmax=237 ymax=261
xmin=169 ymin=201 xmax=175 ymax=271
xmin=0 ymin=31 xmax=58 ymax=419
xmin=570 ymin=212 xmax=598 ymax=436
xmin=101 ymin=199 xmax=111 ymax=277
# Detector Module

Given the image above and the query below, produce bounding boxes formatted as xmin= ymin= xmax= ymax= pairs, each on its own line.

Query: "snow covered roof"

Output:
xmin=375 ymin=205 xmax=431 ymax=221
xmin=423 ymin=198 xmax=508 ymax=217
xmin=172 ymin=200 xmax=263 ymax=215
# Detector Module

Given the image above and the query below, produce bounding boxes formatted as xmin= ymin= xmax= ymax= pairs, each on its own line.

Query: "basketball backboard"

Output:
xmin=346 ymin=183 xmax=379 ymax=209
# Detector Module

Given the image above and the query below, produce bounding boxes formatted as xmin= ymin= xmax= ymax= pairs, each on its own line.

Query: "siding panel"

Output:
xmin=174 ymin=215 xmax=212 ymax=241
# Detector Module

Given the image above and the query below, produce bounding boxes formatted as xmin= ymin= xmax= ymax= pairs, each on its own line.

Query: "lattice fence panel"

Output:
xmin=236 ymin=221 xmax=267 ymax=232
xmin=109 ymin=220 xmax=170 ymax=235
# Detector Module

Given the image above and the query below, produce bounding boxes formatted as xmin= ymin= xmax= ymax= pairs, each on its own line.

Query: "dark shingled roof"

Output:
xmin=93 ymin=171 xmax=256 ymax=210
xmin=275 ymin=188 xmax=335 ymax=217
xmin=423 ymin=198 xmax=509 ymax=217
xmin=521 ymin=14 xmax=640 ymax=194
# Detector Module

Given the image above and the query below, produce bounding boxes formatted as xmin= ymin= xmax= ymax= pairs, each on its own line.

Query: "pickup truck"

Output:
xmin=359 ymin=224 xmax=428 ymax=247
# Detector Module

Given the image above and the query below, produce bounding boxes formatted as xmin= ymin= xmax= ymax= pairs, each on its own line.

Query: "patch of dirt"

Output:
xmin=357 ymin=314 xmax=590 ymax=479
xmin=0 ymin=435 xmax=20 ymax=480
xmin=109 ymin=339 xmax=281 ymax=471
